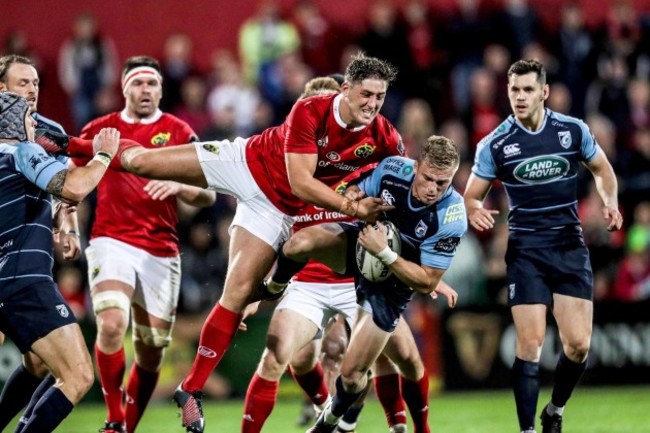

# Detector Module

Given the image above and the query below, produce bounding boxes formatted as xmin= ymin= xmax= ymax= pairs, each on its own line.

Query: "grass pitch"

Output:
xmin=7 ymin=385 xmax=647 ymax=432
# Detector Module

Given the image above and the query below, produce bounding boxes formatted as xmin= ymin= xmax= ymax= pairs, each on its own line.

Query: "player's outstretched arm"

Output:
xmin=144 ymin=180 xmax=216 ymax=207
xmin=47 ymin=128 xmax=120 ymax=203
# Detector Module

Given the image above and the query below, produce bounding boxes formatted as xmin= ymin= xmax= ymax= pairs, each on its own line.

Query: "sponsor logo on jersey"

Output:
xmin=198 ymin=346 xmax=218 ymax=358
xmin=56 ymin=304 xmax=69 ymax=318
xmin=503 ymin=143 xmax=521 ymax=157
xmin=384 ymin=158 xmax=405 ymax=174
xmin=29 ymin=155 xmax=44 ymax=170
xmin=509 ymin=283 xmax=515 ymax=299
xmin=558 ymin=131 xmax=572 ymax=149
xmin=0 ymin=239 xmax=13 ymax=251
xmin=91 ymin=266 xmax=101 ymax=280
xmin=443 ymin=203 xmax=465 ymax=224
xmin=335 ymin=181 xmax=348 ymax=195
xmin=402 ymin=165 xmax=413 ymax=177
xmin=317 ymin=136 xmax=328 ymax=147
xmin=433 ymin=237 xmax=460 ymax=253
xmin=513 ymin=155 xmax=570 ymax=184
xmin=551 ymin=120 xmax=566 ymax=128
xmin=415 ymin=220 xmax=428 ymax=238
xmin=326 ymin=151 xmax=341 ymax=161
xmin=381 ymin=189 xmax=395 ymax=205
xmin=202 ymin=143 xmax=220 ymax=154
xmin=151 ymin=132 xmax=171 ymax=146
xmin=317 ymin=160 xmax=359 ymax=172
xmin=354 ymin=143 xmax=376 ymax=158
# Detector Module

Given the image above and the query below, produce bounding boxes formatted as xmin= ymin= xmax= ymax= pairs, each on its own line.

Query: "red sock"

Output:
xmin=183 ymin=303 xmax=242 ymax=392
xmin=292 ymin=362 xmax=329 ymax=406
xmin=124 ymin=363 xmax=159 ymax=433
xmin=374 ymin=373 xmax=408 ymax=427
xmin=241 ymin=373 xmax=279 ymax=433
xmin=94 ymin=345 xmax=126 ymax=423
xmin=401 ymin=374 xmax=430 ymax=433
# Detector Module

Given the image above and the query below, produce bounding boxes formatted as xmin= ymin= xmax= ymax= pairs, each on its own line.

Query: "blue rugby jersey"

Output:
xmin=472 ymin=109 xmax=600 ymax=246
xmin=0 ymin=140 xmax=67 ymax=300
xmin=356 ymin=156 xmax=467 ymax=269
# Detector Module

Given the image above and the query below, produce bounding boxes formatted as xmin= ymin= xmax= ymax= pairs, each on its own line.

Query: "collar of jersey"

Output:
xmin=120 ymin=108 xmax=163 ymax=124
xmin=332 ymin=94 xmax=366 ymax=132
xmin=513 ymin=108 xmax=549 ymax=135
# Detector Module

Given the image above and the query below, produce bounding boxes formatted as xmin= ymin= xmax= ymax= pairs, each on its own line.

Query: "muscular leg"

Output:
xmin=122 ymin=144 xmax=208 ymax=187
xmin=511 ymin=304 xmax=547 ymax=432
xmin=20 ymin=323 xmax=94 ymax=432
xmin=276 ymin=224 xmax=349 ymax=284
xmin=125 ymin=304 xmax=174 ymax=433
xmin=320 ymin=310 xmax=391 ymax=427
xmin=93 ymin=280 xmax=134 ymax=426
xmin=383 ymin=318 xmax=429 ymax=433
xmin=183 ymin=226 xmax=278 ymax=392
xmin=544 ymin=294 xmax=591 ymax=417
xmin=242 ymin=309 xmax=320 ymax=433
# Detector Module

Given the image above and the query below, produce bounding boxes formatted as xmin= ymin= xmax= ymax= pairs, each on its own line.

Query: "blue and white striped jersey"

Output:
xmin=357 ymin=156 xmax=467 ymax=270
xmin=472 ymin=109 xmax=600 ymax=246
xmin=0 ymin=140 xmax=67 ymax=300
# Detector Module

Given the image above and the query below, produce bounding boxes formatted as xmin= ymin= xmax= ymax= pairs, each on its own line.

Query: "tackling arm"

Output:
xmin=286 ymin=152 xmax=392 ymax=221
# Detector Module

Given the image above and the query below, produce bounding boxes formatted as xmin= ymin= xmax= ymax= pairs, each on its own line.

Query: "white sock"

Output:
xmin=547 ymin=402 xmax=565 ymax=416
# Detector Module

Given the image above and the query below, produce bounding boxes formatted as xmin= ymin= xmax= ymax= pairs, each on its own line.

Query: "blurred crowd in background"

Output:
xmin=2 ymin=0 xmax=649 ymax=337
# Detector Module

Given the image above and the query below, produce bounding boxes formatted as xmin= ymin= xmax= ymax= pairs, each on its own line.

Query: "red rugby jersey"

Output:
xmin=245 ymin=93 xmax=403 ymax=216
xmin=79 ymin=109 xmax=197 ymax=257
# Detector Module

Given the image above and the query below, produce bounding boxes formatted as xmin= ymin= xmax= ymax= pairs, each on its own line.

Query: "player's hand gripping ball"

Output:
xmin=356 ymin=221 xmax=401 ymax=282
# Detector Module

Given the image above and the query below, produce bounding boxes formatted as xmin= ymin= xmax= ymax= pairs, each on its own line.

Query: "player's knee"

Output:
xmin=133 ymin=324 xmax=172 ymax=349
xmin=261 ymin=350 xmax=289 ymax=378
xmin=565 ymin=341 xmax=590 ymax=362
xmin=284 ymin=231 xmax=317 ymax=259
xmin=321 ymin=337 xmax=346 ymax=364
xmin=92 ymin=290 xmax=131 ymax=337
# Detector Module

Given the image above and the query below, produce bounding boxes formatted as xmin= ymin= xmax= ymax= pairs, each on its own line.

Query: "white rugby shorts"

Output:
xmin=194 ymin=137 xmax=294 ymax=251
xmin=86 ymin=237 xmax=180 ymax=322
xmin=276 ymin=281 xmax=357 ymax=339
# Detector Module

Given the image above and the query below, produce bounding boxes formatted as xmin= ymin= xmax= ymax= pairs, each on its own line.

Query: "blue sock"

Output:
xmin=329 ymin=377 xmax=364 ymax=419
xmin=341 ymin=404 xmax=363 ymax=424
xmin=0 ymin=365 xmax=43 ymax=430
xmin=551 ymin=352 xmax=587 ymax=407
xmin=15 ymin=375 xmax=56 ymax=433
xmin=512 ymin=357 xmax=539 ymax=431
xmin=19 ymin=386 xmax=73 ymax=433
xmin=271 ymin=246 xmax=307 ymax=285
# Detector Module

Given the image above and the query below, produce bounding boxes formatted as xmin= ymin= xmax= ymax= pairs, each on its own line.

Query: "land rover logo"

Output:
xmin=513 ymin=155 xmax=569 ymax=184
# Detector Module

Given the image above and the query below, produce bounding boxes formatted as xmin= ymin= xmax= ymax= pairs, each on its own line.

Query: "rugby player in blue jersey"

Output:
xmin=0 ymin=54 xmax=85 ymax=431
xmin=0 ymin=92 xmax=119 ymax=432
xmin=464 ymin=59 xmax=623 ymax=433
xmin=262 ymin=135 xmax=465 ymax=433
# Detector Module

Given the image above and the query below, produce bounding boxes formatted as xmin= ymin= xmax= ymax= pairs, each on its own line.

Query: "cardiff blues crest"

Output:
xmin=558 ymin=131 xmax=572 ymax=149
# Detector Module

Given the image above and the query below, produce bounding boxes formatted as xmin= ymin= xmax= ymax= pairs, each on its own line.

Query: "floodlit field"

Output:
xmin=6 ymin=385 xmax=648 ymax=432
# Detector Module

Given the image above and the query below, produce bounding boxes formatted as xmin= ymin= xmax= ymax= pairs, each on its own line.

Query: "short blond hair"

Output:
xmin=418 ymin=135 xmax=460 ymax=170
xmin=300 ymin=76 xmax=342 ymax=99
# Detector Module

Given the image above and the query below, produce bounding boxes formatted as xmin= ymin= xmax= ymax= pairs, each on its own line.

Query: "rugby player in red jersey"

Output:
xmin=75 ymin=56 xmax=215 ymax=433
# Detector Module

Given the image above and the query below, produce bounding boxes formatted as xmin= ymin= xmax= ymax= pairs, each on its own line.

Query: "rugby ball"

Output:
xmin=356 ymin=221 xmax=402 ymax=282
